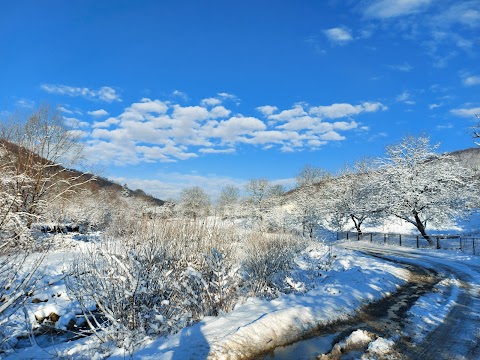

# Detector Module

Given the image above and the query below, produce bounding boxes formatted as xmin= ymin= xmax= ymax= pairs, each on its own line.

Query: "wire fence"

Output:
xmin=337 ymin=231 xmax=479 ymax=256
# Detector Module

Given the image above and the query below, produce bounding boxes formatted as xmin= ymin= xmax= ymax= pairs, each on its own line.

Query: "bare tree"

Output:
xmin=0 ymin=105 xmax=92 ymax=233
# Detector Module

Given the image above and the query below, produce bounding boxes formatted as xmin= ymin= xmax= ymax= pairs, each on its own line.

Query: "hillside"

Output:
xmin=448 ymin=147 xmax=480 ymax=171
xmin=0 ymin=139 xmax=165 ymax=207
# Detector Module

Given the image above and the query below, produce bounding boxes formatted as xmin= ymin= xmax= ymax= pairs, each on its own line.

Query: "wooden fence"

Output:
xmin=337 ymin=231 xmax=479 ymax=256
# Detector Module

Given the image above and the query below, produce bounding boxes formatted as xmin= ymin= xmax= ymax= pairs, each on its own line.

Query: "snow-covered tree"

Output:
xmin=217 ymin=185 xmax=240 ymax=221
xmin=178 ymin=186 xmax=211 ymax=220
xmin=328 ymin=160 xmax=381 ymax=234
xmin=291 ymin=165 xmax=331 ymax=238
xmin=376 ymin=135 xmax=474 ymax=245
xmin=243 ymin=178 xmax=285 ymax=229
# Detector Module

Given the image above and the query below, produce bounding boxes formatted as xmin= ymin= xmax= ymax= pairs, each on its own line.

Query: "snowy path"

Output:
xmin=342 ymin=241 xmax=480 ymax=359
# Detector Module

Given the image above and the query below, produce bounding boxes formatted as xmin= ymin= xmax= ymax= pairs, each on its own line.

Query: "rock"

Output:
xmin=31 ymin=297 xmax=48 ymax=303
xmin=48 ymin=312 xmax=60 ymax=323
xmin=66 ymin=317 xmax=77 ymax=331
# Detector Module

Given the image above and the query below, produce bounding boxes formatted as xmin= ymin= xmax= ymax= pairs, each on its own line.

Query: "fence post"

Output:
xmin=370 ymin=233 xmax=373 ymax=242
xmin=459 ymin=237 xmax=462 ymax=251
xmin=346 ymin=232 xmax=349 ymax=240
xmin=384 ymin=233 xmax=386 ymax=244
xmin=436 ymin=236 xmax=440 ymax=249
xmin=357 ymin=232 xmax=360 ymax=241
xmin=416 ymin=235 xmax=419 ymax=248
xmin=399 ymin=234 xmax=402 ymax=246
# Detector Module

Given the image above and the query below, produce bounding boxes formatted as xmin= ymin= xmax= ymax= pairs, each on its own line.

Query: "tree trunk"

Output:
xmin=413 ymin=211 xmax=432 ymax=245
xmin=350 ymin=214 xmax=362 ymax=234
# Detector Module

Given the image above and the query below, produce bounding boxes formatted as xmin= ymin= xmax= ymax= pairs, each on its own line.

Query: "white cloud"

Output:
xmin=92 ymin=117 xmax=120 ymax=128
xmin=363 ymin=0 xmax=433 ymax=19
xmin=201 ymin=97 xmax=222 ymax=106
xmin=310 ymin=102 xmax=387 ymax=119
xmin=333 ymin=121 xmax=358 ymax=131
xmin=79 ymin=96 xmax=385 ymax=165
xmin=463 ymin=75 xmax=480 ymax=86
xmin=450 ymin=107 xmax=480 ymax=118
xmin=172 ymin=90 xmax=188 ymax=100
xmin=211 ymin=116 xmax=266 ymax=141
xmin=319 ymin=131 xmax=345 ymax=141
xmin=268 ymin=105 xmax=307 ymax=121
xmin=64 ymin=117 xmax=89 ymax=128
xmin=88 ymin=109 xmax=109 ymax=117
xmin=199 ymin=148 xmax=236 ymax=154
xmin=429 ymin=103 xmax=442 ymax=109
xmin=363 ymin=101 xmax=388 ymax=112
xmin=41 ymin=84 xmax=121 ymax=102
xmin=256 ymin=105 xmax=278 ymax=116
xmin=217 ymin=92 xmax=240 ymax=105
xmin=431 ymin=2 xmax=480 ymax=28
xmin=307 ymin=139 xmax=327 ymax=147
xmin=323 ymin=27 xmax=353 ymax=44
xmin=58 ymin=106 xmax=73 ymax=114
xmin=396 ymin=91 xmax=415 ymax=105
xmin=210 ymin=106 xmax=231 ymax=118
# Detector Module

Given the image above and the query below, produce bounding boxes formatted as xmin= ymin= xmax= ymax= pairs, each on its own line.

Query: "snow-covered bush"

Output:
xmin=67 ymin=218 xmax=307 ymax=351
xmin=67 ymin=219 xmax=241 ymax=349
xmin=241 ymin=233 xmax=307 ymax=298
xmin=0 ymin=252 xmax=45 ymax=354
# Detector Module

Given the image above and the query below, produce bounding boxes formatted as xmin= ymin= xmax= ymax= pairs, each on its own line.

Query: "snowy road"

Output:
xmin=341 ymin=242 xmax=480 ymax=360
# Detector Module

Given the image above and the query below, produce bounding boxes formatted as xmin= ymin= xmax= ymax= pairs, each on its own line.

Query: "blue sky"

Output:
xmin=1 ymin=0 xmax=479 ymax=199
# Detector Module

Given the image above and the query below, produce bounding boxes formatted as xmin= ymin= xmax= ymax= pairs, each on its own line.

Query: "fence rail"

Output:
xmin=337 ymin=231 xmax=479 ymax=256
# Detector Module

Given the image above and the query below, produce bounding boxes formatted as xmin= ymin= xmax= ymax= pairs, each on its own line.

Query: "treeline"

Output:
xmin=168 ymin=136 xmax=479 ymax=246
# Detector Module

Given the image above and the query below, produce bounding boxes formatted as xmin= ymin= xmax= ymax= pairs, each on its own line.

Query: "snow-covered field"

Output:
xmin=3 ymin=231 xmax=480 ymax=359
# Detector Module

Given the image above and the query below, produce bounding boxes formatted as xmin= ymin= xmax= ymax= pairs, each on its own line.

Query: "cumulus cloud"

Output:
xmin=363 ymin=0 xmax=433 ymax=19
xmin=201 ymin=97 xmax=222 ymax=106
xmin=79 ymin=96 xmax=386 ymax=165
xmin=324 ymin=27 xmax=353 ymax=44
xmin=310 ymin=102 xmax=387 ymax=118
xmin=268 ymin=105 xmax=307 ymax=121
xmin=88 ymin=109 xmax=109 ymax=117
xmin=41 ymin=84 xmax=121 ymax=102
xmin=256 ymin=105 xmax=278 ymax=116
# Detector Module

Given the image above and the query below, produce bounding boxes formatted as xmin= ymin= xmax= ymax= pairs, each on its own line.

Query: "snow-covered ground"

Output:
xmin=4 ymin=234 xmax=410 ymax=360
xmin=3 ymin=232 xmax=480 ymax=359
